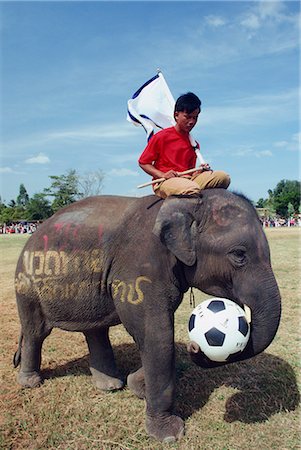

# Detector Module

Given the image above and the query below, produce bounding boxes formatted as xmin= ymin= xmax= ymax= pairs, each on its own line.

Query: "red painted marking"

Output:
xmin=53 ymin=222 xmax=83 ymax=251
xmin=72 ymin=225 xmax=81 ymax=239
xmin=64 ymin=223 xmax=71 ymax=236
xmin=54 ymin=223 xmax=64 ymax=232
xmin=43 ymin=235 xmax=49 ymax=252
xmin=51 ymin=222 xmax=103 ymax=250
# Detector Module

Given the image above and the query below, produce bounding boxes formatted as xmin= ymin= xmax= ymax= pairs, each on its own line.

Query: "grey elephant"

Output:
xmin=13 ymin=190 xmax=281 ymax=442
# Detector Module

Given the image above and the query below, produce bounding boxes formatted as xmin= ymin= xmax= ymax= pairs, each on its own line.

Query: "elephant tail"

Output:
xmin=13 ymin=332 xmax=23 ymax=368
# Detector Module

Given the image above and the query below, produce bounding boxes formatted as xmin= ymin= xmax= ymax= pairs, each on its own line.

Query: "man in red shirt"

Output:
xmin=138 ymin=92 xmax=230 ymax=198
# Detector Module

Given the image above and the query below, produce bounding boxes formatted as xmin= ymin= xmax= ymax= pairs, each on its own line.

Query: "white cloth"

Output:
xmin=127 ymin=72 xmax=175 ymax=140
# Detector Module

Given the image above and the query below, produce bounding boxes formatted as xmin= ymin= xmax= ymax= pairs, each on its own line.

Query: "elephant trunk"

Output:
xmin=188 ymin=270 xmax=281 ymax=368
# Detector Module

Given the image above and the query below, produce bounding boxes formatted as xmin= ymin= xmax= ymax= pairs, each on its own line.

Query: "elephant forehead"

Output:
xmin=211 ymin=201 xmax=250 ymax=227
xmin=203 ymin=222 xmax=268 ymax=261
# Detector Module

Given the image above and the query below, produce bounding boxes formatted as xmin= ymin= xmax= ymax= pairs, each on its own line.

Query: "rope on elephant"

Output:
xmin=189 ymin=288 xmax=195 ymax=308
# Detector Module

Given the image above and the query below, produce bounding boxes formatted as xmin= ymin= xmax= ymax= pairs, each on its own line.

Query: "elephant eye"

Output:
xmin=228 ymin=247 xmax=247 ymax=267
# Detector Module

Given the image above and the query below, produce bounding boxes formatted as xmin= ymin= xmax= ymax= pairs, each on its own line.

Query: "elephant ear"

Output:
xmin=152 ymin=196 xmax=199 ymax=266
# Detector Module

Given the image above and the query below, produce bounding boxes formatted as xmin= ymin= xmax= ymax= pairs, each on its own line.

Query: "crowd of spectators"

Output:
xmin=0 ymin=222 xmax=39 ymax=234
xmin=1 ymin=216 xmax=300 ymax=234
xmin=261 ymin=217 xmax=301 ymax=228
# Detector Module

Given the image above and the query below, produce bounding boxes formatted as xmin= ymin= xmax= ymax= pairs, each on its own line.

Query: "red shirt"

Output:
xmin=138 ymin=127 xmax=199 ymax=174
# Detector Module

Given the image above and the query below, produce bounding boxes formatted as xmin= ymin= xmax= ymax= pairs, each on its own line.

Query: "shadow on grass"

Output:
xmin=174 ymin=343 xmax=300 ymax=423
xmin=41 ymin=341 xmax=300 ymax=425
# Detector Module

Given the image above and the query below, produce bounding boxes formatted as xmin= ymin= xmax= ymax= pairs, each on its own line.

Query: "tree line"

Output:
xmin=0 ymin=169 xmax=104 ymax=224
xmin=0 ymin=170 xmax=300 ymax=224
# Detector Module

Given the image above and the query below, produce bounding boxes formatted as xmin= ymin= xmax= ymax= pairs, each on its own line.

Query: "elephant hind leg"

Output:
xmin=127 ymin=366 xmax=145 ymax=399
xmin=15 ymin=294 xmax=53 ymax=388
xmin=84 ymin=328 xmax=124 ymax=391
xmin=17 ymin=327 xmax=52 ymax=388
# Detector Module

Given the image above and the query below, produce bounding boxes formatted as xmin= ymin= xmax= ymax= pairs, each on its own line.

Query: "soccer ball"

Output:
xmin=188 ymin=298 xmax=250 ymax=362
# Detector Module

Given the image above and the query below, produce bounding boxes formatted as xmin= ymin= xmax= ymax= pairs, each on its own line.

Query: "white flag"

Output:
xmin=127 ymin=71 xmax=176 ymax=141
xmin=127 ymin=71 xmax=205 ymax=164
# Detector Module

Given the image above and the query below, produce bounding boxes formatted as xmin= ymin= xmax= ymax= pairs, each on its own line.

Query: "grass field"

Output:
xmin=0 ymin=229 xmax=300 ymax=449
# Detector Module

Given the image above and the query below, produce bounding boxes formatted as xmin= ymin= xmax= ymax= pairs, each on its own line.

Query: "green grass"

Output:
xmin=0 ymin=229 xmax=300 ymax=449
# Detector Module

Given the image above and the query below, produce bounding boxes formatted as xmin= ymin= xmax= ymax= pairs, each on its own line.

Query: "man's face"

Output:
xmin=174 ymin=108 xmax=200 ymax=134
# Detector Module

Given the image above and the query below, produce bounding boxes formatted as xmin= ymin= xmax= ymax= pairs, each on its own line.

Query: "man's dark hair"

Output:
xmin=174 ymin=92 xmax=201 ymax=113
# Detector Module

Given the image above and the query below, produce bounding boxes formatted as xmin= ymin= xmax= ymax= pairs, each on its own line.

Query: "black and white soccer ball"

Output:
xmin=188 ymin=298 xmax=250 ymax=362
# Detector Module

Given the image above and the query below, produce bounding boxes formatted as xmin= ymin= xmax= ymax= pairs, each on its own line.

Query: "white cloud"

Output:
xmin=198 ymin=89 xmax=298 ymax=129
xmin=274 ymin=133 xmax=300 ymax=152
xmin=49 ymin=123 xmax=136 ymax=141
xmin=241 ymin=13 xmax=261 ymax=30
xmin=1 ymin=122 xmax=139 ymax=158
xmin=108 ymin=152 xmax=140 ymax=165
xmin=256 ymin=150 xmax=273 ymax=158
xmin=233 ymin=146 xmax=272 ymax=158
xmin=205 ymin=15 xmax=226 ymax=27
xmin=273 ymin=141 xmax=287 ymax=148
xmin=25 ymin=153 xmax=50 ymax=164
xmin=108 ymin=168 xmax=139 ymax=177
xmin=257 ymin=0 xmax=285 ymax=20
xmin=3 ymin=122 xmax=138 ymax=154
xmin=0 ymin=166 xmax=24 ymax=175
xmin=179 ymin=3 xmax=298 ymax=72
xmin=240 ymin=0 xmax=296 ymax=32
xmin=233 ymin=147 xmax=252 ymax=157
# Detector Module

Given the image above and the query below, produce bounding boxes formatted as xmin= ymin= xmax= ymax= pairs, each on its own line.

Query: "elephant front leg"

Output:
xmin=84 ymin=328 xmax=124 ymax=391
xmin=141 ymin=315 xmax=184 ymax=442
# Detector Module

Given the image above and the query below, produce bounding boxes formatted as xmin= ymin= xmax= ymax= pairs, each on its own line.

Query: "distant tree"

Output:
xmin=26 ymin=193 xmax=53 ymax=220
xmin=16 ymin=184 xmax=29 ymax=207
xmin=77 ymin=169 xmax=105 ymax=198
xmin=0 ymin=206 xmax=23 ymax=223
xmin=44 ymin=169 xmax=82 ymax=212
xmin=271 ymin=180 xmax=300 ymax=218
xmin=256 ymin=198 xmax=267 ymax=208
xmin=8 ymin=199 xmax=16 ymax=208
xmin=0 ymin=201 xmax=8 ymax=224
xmin=0 ymin=208 xmax=12 ymax=224
xmin=0 ymin=198 xmax=6 ymax=211
xmin=12 ymin=206 xmax=27 ymax=221
xmin=287 ymin=202 xmax=295 ymax=218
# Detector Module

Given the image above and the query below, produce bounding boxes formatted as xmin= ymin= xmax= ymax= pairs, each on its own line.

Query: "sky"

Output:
xmin=0 ymin=0 xmax=300 ymax=204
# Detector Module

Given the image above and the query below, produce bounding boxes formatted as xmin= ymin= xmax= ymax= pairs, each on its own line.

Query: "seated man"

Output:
xmin=138 ymin=92 xmax=230 ymax=199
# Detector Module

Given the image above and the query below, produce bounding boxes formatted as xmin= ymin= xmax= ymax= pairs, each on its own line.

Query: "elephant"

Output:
xmin=13 ymin=190 xmax=281 ymax=442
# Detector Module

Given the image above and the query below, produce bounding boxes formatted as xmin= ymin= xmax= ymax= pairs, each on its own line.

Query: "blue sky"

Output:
xmin=1 ymin=0 xmax=299 ymax=203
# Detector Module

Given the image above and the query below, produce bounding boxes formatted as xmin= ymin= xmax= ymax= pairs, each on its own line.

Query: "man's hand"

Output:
xmin=163 ymin=170 xmax=179 ymax=179
xmin=192 ymin=163 xmax=211 ymax=177
xmin=164 ymin=165 xmax=211 ymax=179
xmin=199 ymin=163 xmax=211 ymax=171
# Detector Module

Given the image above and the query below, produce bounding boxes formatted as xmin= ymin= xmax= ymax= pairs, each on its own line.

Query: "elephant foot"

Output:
xmin=17 ymin=371 xmax=43 ymax=388
xmin=127 ymin=367 xmax=145 ymax=399
xmin=90 ymin=367 xmax=124 ymax=391
xmin=146 ymin=413 xmax=184 ymax=443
